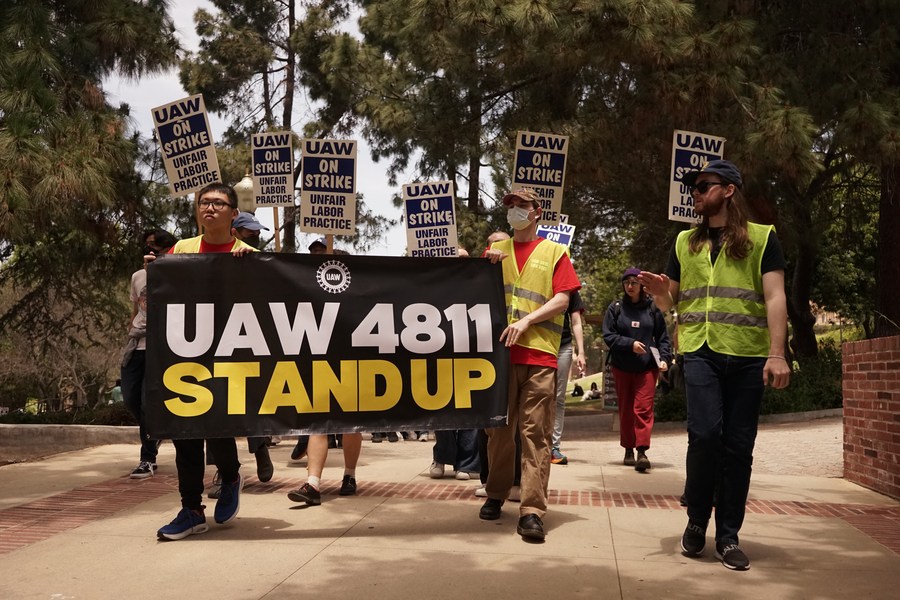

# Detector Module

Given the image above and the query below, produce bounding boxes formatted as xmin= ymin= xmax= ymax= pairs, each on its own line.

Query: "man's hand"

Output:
xmin=764 ymin=357 xmax=791 ymax=389
xmin=232 ymin=246 xmax=255 ymax=257
xmin=574 ymin=352 xmax=586 ymax=374
xmin=483 ymin=248 xmax=508 ymax=264
xmin=500 ymin=318 xmax=531 ymax=347
xmin=637 ymin=271 xmax=669 ymax=297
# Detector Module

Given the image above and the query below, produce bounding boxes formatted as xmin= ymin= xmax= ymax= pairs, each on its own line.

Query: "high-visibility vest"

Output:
xmin=172 ymin=236 xmax=256 ymax=254
xmin=491 ymin=237 xmax=567 ymax=356
xmin=676 ymin=222 xmax=773 ymax=357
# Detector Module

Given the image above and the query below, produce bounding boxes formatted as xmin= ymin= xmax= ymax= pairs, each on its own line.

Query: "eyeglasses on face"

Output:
xmin=198 ymin=200 xmax=235 ymax=210
xmin=690 ymin=180 xmax=724 ymax=194
xmin=623 ymin=279 xmax=640 ymax=287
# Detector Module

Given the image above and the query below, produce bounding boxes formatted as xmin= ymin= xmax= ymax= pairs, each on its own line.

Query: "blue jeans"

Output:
xmin=552 ymin=342 xmax=573 ymax=449
xmin=433 ymin=430 xmax=480 ymax=473
xmin=120 ymin=350 xmax=158 ymax=463
xmin=683 ymin=345 xmax=765 ymax=545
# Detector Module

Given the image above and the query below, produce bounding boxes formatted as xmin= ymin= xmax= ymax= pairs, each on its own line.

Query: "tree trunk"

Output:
xmin=281 ymin=0 xmax=298 ymax=253
xmin=788 ymin=238 xmax=819 ymax=358
xmin=875 ymin=159 xmax=900 ymax=337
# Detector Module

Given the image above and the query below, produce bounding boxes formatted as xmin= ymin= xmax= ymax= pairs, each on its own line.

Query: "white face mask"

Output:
xmin=507 ymin=206 xmax=533 ymax=230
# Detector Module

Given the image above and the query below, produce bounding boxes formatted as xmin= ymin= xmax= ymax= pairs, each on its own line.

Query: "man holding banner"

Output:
xmin=479 ymin=188 xmax=580 ymax=542
xmin=156 ymin=183 xmax=258 ymax=541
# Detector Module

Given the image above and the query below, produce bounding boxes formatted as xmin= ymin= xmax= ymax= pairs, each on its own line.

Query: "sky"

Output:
xmin=104 ymin=1 xmax=409 ymax=256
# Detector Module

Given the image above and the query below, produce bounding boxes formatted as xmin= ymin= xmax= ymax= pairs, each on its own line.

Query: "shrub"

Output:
xmin=0 ymin=404 xmax=136 ymax=426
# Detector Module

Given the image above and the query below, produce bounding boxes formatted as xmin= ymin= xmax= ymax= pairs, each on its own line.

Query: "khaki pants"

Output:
xmin=485 ymin=364 xmax=557 ymax=517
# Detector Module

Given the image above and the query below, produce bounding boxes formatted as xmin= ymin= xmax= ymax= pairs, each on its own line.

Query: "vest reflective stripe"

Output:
xmin=679 ymin=285 xmax=764 ymax=304
xmin=493 ymin=237 xmax=567 ymax=356
xmin=173 ymin=236 xmax=256 ymax=254
xmin=676 ymin=222 xmax=773 ymax=357
xmin=504 ymin=284 xmax=550 ymax=305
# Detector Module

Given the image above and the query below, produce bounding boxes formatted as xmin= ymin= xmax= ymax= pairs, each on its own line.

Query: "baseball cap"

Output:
xmin=308 ymin=236 xmax=327 ymax=251
xmin=501 ymin=188 xmax=541 ymax=206
xmin=682 ymin=159 xmax=743 ymax=189
xmin=621 ymin=266 xmax=641 ymax=281
xmin=232 ymin=212 xmax=270 ymax=231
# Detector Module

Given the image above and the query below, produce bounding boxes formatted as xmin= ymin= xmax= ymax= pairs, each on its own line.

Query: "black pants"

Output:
xmin=174 ymin=438 xmax=240 ymax=510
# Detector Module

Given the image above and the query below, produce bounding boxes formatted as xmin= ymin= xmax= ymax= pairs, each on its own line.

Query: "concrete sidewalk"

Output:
xmin=1 ymin=416 xmax=898 ymax=599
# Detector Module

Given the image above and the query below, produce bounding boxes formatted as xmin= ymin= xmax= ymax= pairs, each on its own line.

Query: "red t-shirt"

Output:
xmin=505 ymin=239 xmax=581 ymax=368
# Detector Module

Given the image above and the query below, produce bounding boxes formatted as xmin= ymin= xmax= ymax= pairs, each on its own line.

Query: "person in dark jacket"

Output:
xmin=602 ymin=266 xmax=672 ymax=472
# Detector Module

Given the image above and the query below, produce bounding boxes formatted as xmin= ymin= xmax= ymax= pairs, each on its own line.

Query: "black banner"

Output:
xmin=145 ymin=253 xmax=509 ymax=439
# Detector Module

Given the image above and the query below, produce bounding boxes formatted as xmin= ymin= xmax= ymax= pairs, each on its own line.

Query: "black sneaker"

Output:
xmin=681 ymin=520 xmax=707 ymax=556
xmin=339 ymin=475 xmax=357 ymax=496
xmin=716 ymin=542 xmax=750 ymax=570
xmin=387 ymin=432 xmax=399 ymax=442
xmin=517 ymin=514 xmax=545 ymax=541
xmin=255 ymin=445 xmax=274 ymax=483
xmin=623 ymin=449 xmax=636 ymax=466
xmin=288 ymin=482 xmax=321 ymax=506
xmin=479 ymin=498 xmax=504 ymax=520
xmin=635 ymin=451 xmax=651 ymax=472
xmin=129 ymin=461 xmax=157 ymax=479
xmin=371 ymin=432 xmax=385 ymax=443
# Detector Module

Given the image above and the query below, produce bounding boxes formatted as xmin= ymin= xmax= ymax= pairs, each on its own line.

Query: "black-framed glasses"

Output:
xmin=690 ymin=181 xmax=724 ymax=194
xmin=198 ymin=200 xmax=235 ymax=210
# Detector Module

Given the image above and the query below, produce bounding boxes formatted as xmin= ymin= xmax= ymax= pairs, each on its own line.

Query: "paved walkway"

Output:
xmin=1 ymin=415 xmax=898 ymax=600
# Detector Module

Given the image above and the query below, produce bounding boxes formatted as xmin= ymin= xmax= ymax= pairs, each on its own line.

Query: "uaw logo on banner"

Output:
xmin=152 ymin=94 xmax=221 ymax=197
xmin=299 ymin=139 xmax=357 ymax=235
xmin=512 ymin=131 xmax=569 ymax=226
xmin=143 ymin=254 xmax=509 ymax=439
xmin=403 ymin=181 xmax=459 ymax=258
xmin=252 ymin=132 xmax=295 ymax=207
xmin=668 ymin=129 xmax=726 ymax=223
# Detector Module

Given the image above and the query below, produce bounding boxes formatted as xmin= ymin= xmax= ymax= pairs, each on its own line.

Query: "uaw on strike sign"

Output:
xmin=152 ymin=94 xmax=221 ymax=197
xmin=144 ymin=254 xmax=509 ymax=439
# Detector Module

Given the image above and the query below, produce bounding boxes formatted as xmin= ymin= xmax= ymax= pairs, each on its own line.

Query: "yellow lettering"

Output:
xmin=358 ymin=360 xmax=401 ymax=411
xmin=163 ymin=363 xmax=214 ymax=417
xmin=214 ymin=362 xmax=259 ymax=415
xmin=410 ymin=359 xmax=453 ymax=410
xmin=312 ymin=360 xmax=358 ymax=412
xmin=259 ymin=361 xmax=312 ymax=413
xmin=453 ymin=359 xmax=495 ymax=408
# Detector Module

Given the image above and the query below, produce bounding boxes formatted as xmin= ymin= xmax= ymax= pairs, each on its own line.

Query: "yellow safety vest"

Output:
xmin=491 ymin=237 xmax=567 ymax=356
xmin=172 ymin=236 xmax=257 ymax=254
xmin=676 ymin=222 xmax=773 ymax=357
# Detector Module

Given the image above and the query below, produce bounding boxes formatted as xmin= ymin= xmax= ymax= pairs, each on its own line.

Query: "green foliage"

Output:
xmin=764 ymin=342 xmax=843 ymax=414
xmin=0 ymin=0 xmax=179 ymax=408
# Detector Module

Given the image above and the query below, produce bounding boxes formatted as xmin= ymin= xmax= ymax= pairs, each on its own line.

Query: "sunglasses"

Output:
xmin=690 ymin=181 xmax=724 ymax=194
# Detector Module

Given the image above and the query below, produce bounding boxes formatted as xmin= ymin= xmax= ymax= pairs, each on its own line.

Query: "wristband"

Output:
xmin=767 ymin=355 xmax=787 ymax=361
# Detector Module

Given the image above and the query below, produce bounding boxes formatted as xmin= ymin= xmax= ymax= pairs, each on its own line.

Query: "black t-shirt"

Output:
xmin=561 ymin=289 xmax=586 ymax=346
xmin=665 ymin=228 xmax=786 ymax=282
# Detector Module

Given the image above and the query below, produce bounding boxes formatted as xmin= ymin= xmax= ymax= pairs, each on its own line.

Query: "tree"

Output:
xmin=0 ymin=0 xmax=180 ymax=405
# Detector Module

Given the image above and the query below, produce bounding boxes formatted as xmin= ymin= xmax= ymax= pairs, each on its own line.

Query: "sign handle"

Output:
xmin=272 ymin=207 xmax=281 ymax=252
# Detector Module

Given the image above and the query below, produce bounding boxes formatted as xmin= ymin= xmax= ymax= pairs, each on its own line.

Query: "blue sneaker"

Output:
xmin=157 ymin=507 xmax=208 ymax=541
xmin=214 ymin=474 xmax=243 ymax=524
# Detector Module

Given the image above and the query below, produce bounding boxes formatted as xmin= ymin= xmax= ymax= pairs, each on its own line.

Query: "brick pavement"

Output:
xmin=3 ymin=415 xmax=897 ymax=559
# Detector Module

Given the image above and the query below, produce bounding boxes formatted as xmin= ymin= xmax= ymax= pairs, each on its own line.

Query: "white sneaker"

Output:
xmin=419 ymin=432 xmax=430 ymax=442
xmin=509 ymin=485 xmax=521 ymax=502
xmin=454 ymin=471 xmax=470 ymax=481
xmin=429 ymin=461 xmax=445 ymax=479
xmin=474 ymin=486 xmax=487 ymax=497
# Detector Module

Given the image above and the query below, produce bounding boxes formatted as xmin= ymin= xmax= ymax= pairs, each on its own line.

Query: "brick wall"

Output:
xmin=843 ymin=335 xmax=900 ymax=500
